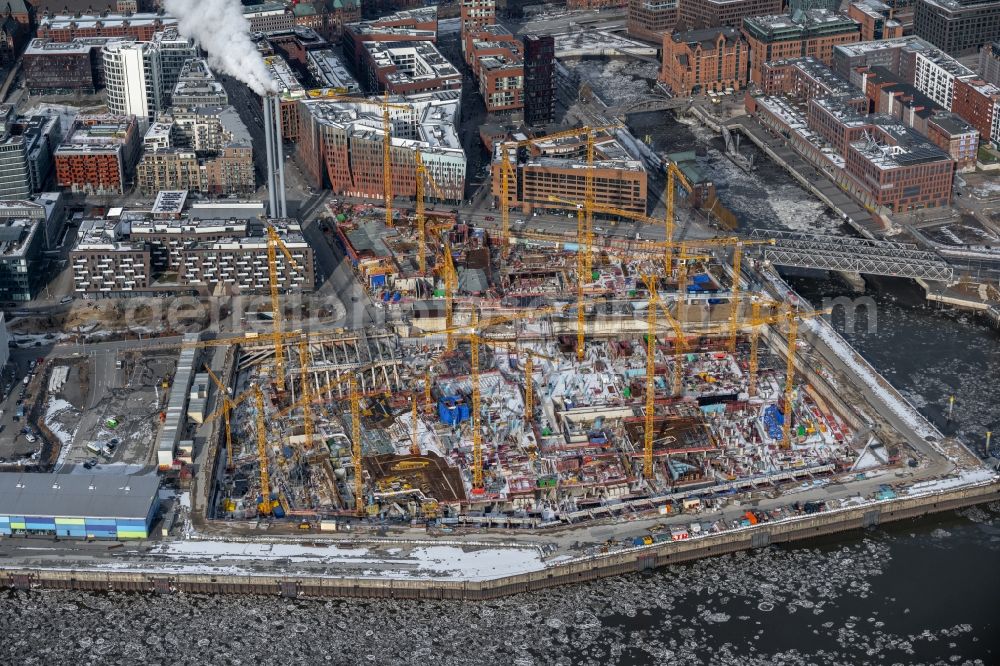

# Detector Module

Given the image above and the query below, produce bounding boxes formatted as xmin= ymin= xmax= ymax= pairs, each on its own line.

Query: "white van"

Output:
xmin=86 ymin=442 xmax=103 ymax=454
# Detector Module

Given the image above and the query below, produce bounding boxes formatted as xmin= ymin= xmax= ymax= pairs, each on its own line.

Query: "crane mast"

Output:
xmin=782 ymin=311 xmax=799 ymax=450
xmin=415 ymin=153 xmax=427 ymax=273
xmin=644 ymin=276 xmax=658 ymax=479
xmin=382 ymin=94 xmax=393 ymax=228
xmin=351 ymin=376 xmax=363 ymax=514
xmin=253 ymin=384 xmax=271 ymax=515
xmin=297 ymin=340 xmax=315 ymax=449
xmin=204 ymin=365 xmax=235 ymax=470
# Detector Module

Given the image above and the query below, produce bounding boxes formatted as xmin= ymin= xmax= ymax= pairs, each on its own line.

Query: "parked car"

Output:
xmin=60 ymin=296 xmax=74 ymax=304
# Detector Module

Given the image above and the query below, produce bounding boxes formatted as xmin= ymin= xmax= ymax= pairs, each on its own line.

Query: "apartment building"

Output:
xmin=466 ymin=24 xmax=525 ymax=114
xmin=71 ymin=215 xmax=313 ymax=296
xmin=627 ymin=0 xmax=678 ymax=45
xmin=750 ymin=94 xmax=954 ymax=212
xmin=743 ymin=10 xmax=862 ymax=84
xmin=242 ymin=3 xmax=295 ymax=34
xmin=343 ymin=7 xmax=438 ymax=80
xmin=171 ymin=59 xmax=229 ymax=108
xmin=359 ymin=41 xmax=461 ymax=95
xmin=844 ymin=121 xmax=953 ymax=211
xmin=54 ymin=115 xmax=140 ymax=195
xmin=660 ymin=27 xmax=747 ymax=96
xmin=23 ymin=38 xmax=104 ymax=95
xmin=460 ymin=0 xmax=496 ymax=56
xmin=911 ymin=43 xmax=976 ymax=107
xmin=491 ymin=129 xmax=647 ymax=216
xmin=848 ymin=0 xmax=905 ymax=41
xmin=37 ymin=13 xmax=178 ymax=42
xmin=0 ymin=215 xmax=50 ymax=301
xmin=296 ymin=91 xmax=466 ymax=202
xmin=760 ymin=57 xmax=866 ymax=110
xmin=951 ymin=78 xmax=1000 ymax=146
xmin=135 ymin=146 xmax=254 ymax=196
xmin=913 ymin=0 xmax=1000 ymax=55
xmin=980 ymin=41 xmax=1000 ymax=86
xmin=523 ymin=34 xmax=555 ymax=125
xmin=926 ymin=112 xmax=980 ymax=170
xmin=102 ymin=29 xmax=197 ymax=126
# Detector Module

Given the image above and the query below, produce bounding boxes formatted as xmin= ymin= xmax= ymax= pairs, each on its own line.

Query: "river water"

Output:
xmin=2 ymin=114 xmax=999 ymax=665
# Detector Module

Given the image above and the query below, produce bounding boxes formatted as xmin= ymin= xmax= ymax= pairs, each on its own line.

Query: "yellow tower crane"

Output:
xmin=251 ymin=383 xmax=272 ymax=514
xmin=410 ymin=397 xmax=420 ymax=455
xmin=203 ymin=365 xmax=237 ymax=470
xmin=414 ymin=152 xmax=447 ymax=274
xmin=664 ymin=161 xmax=696 ymax=274
xmin=265 ymin=225 xmax=302 ymax=390
xmin=296 ymin=339 xmax=316 ymax=450
xmin=442 ymin=241 xmax=458 ymax=352
xmin=496 ymin=125 xmax=620 ymax=253
xmin=738 ymin=300 xmax=829 ymax=448
xmin=271 ymin=367 xmax=391 ymax=515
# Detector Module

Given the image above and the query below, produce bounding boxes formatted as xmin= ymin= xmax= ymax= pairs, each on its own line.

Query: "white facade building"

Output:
xmin=103 ymin=41 xmax=163 ymax=127
xmin=912 ymin=47 xmax=975 ymax=109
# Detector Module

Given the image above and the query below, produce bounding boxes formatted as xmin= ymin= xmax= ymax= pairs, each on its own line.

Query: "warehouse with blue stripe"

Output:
xmin=0 ymin=472 xmax=159 ymax=539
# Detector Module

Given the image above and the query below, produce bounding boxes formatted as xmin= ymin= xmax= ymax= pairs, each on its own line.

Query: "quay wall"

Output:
xmin=2 ymin=481 xmax=997 ymax=600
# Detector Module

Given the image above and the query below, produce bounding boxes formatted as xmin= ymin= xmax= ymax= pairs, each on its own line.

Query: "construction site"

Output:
xmin=180 ymin=126 xmax=892 ymax=529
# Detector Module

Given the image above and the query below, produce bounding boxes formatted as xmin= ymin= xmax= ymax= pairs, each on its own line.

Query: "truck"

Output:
xmin=86 ymin=442 xmax=103 ymax=454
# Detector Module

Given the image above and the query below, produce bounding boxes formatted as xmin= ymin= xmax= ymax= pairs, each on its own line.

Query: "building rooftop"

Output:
xmin=264 ymin=55 xmax=305 ymax=101
xmin=151 ymin=190 xmax=188 ymax=216
xmin=0 ymin=471 xmax=159 ymax=521
xmin=671 ymin=26 xmax=742 ymax=50
xmin=928 ymin=111 xmax=977 ymax=136
xmin=56 ymin=115 xmax=135 ymax=154
xmin=0 ymin=216 xmax=41 ymax=258
xmin=24 ymin=38 xmax=98 ymax=55
xmin=38 ymin=12 xmax=179 ymax=31
xmin=364 ymin=41 xmax=460 ymax=85
xmin=307 ymin=49 xmax=360 ymax=92
xmin=743 ymin=9 xmax=861 ymax=40
xmin=912 ymin=43 xmax=977 ymax=79
xmin=301 ymin=90 xmax=464 ymax=155
xmin=243 ymin=3 xmax=287 ymax=17
xmin=850 ymin=118 xmax=952 ymax=169
xmin=172 ymin=58 xmax=229 ymax=106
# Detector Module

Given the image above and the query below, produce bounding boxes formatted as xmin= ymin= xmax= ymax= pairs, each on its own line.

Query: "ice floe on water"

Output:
xmin=3 ymin=510 xmax=998 ymax=665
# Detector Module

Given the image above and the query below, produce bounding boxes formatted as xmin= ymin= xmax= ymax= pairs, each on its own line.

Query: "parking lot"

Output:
xmin=0 ymin=341 xmax=176 ymax=473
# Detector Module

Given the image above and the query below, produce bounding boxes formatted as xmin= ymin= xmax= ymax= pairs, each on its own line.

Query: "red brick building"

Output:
xmin=925 ymin=112 xmax=979 ymax=172
xmin=627 ymin=0 xmax=678 ymax=45
xmin=36 ymin=13 xmax=178 ymax=42
xmin=680 ymin=0 xmax=782 ymax=31
xmin=742 ymin=10 xmax=861 ymax=85
xmin=848 ymin=1 xmax=904 ymax=42
xmin=54 ymin=115 xmax=140 ymax=195
xmin=660 ymin=27 xmax=747 ymax=96
xmin=951 ymin=78 xmax=1000 ymax=148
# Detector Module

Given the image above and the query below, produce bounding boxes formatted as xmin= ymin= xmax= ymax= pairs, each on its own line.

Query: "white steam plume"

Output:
xmin=164 ymin=0 xmax=278 ymax=95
